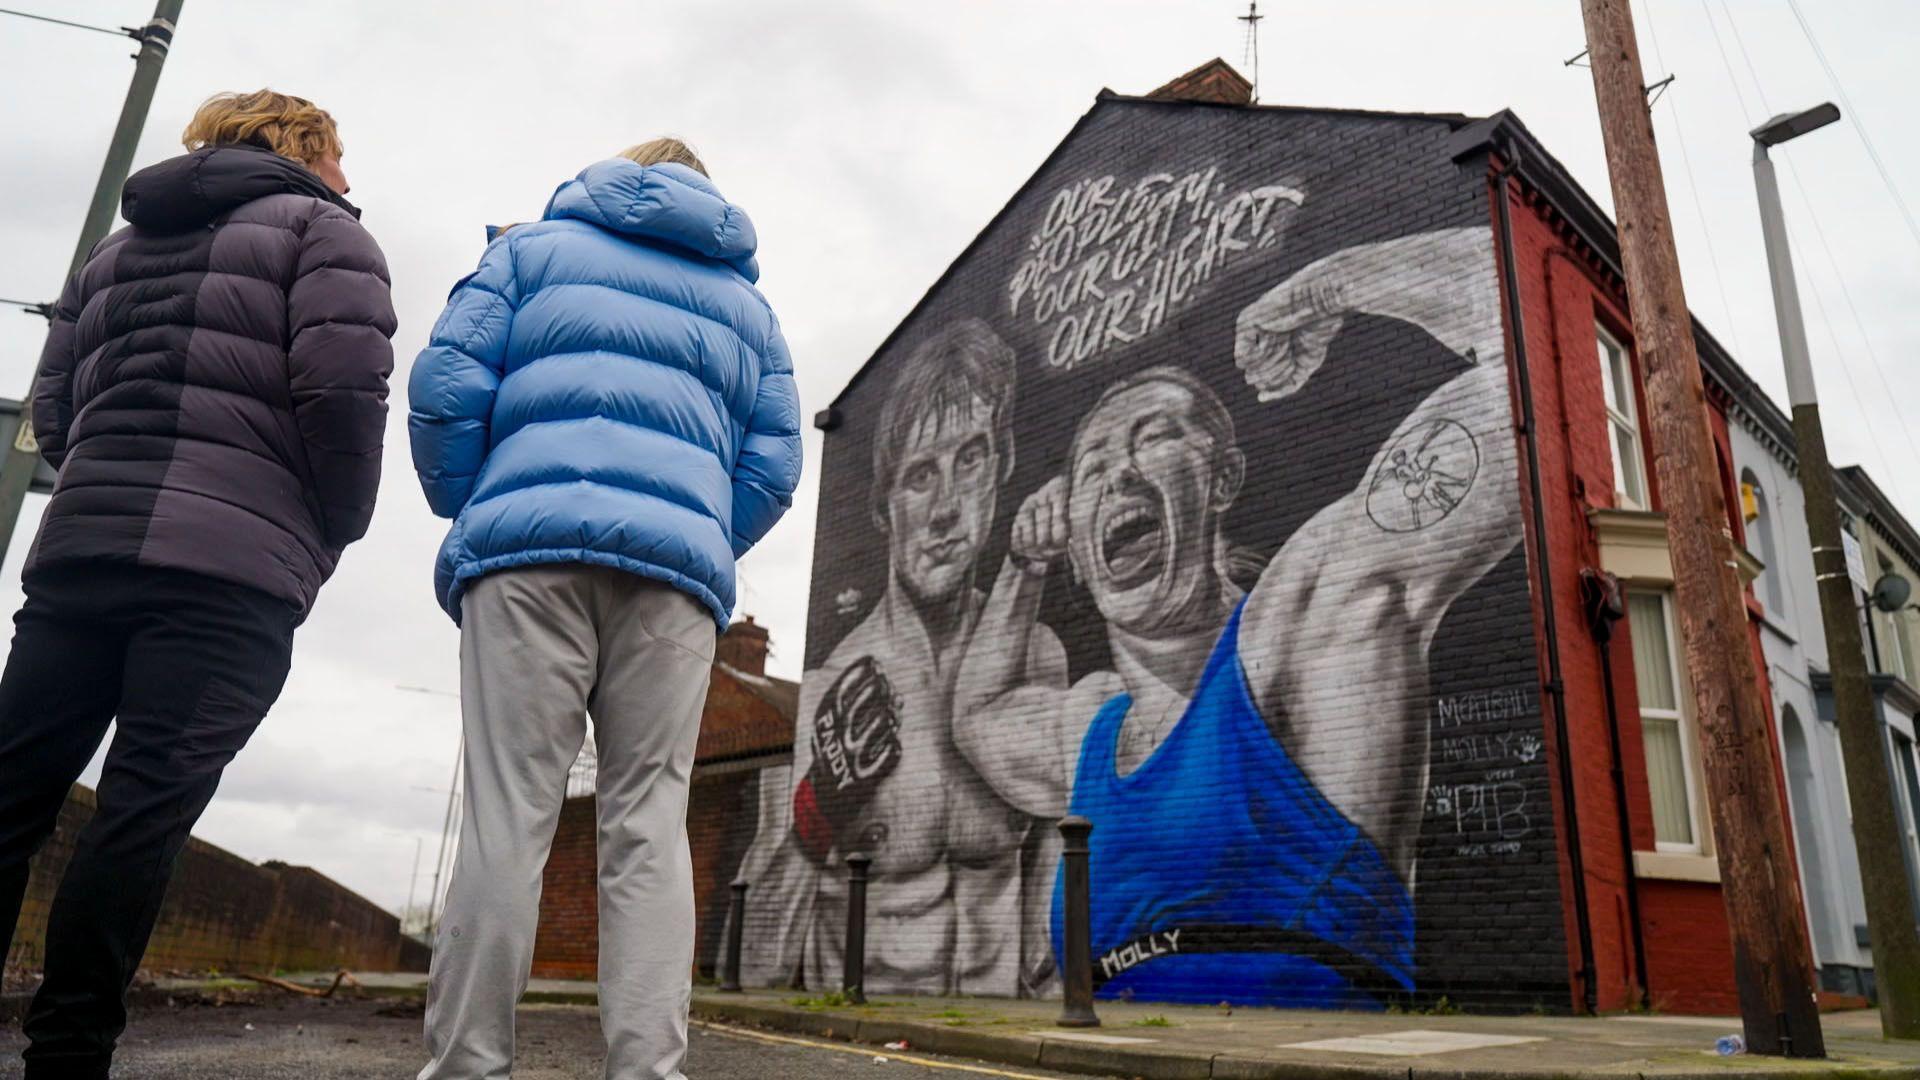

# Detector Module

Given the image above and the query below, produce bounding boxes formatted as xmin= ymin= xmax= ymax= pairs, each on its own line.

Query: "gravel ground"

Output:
xmin=0 ymin=994 xmax=1101 ymax=1078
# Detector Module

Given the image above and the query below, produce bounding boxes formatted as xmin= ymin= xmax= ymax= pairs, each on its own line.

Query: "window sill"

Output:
xmin=1633 ymin=850 xmax=1720 ymax=883
xmin=1756 ymin=608 xmax=1799 ymax=645
xmin=1590 ymin=509 xmax=1764 ymax=587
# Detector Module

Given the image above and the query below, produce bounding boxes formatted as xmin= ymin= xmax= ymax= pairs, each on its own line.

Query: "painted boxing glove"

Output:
xmin=792 ymin=655 xmax=903 ymax=864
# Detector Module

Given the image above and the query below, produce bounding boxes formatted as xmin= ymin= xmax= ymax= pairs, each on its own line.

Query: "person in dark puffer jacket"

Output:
xmin=0 ymin=89 xmax=395 ymax=1079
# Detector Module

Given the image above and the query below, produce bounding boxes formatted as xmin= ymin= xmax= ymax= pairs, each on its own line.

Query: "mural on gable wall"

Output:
xmin=725 ymin=104 xmax=1567 ymax=1009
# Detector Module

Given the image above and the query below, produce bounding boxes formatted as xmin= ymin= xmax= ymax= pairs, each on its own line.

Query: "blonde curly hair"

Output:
xmin=182 ymin=89 xmax=342 ymax=166
xmin=619 ymin=137 xmax=707 ymax=178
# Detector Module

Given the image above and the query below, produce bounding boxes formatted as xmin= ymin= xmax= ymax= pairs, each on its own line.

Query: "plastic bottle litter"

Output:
xmin=1714 ymin=1034 xmax=1745 ymax=1056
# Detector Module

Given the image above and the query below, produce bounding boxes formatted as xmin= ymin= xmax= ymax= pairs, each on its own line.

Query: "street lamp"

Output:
xmin=1750 ymin=102 xmax=1920 ymax=1041
xmin=1750 ymin=104 xmax=1840 ymax=410
xmin=1752 ymin=104 xmax=1841 ymax=148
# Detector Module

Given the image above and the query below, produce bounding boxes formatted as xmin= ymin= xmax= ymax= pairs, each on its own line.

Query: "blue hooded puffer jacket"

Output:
xmin=408 ymin=160 xmax=801 ymax=626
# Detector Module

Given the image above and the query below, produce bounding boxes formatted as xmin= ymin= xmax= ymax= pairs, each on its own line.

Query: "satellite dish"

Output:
xmin=1871 ymin=572 xmax=1913 ymax=614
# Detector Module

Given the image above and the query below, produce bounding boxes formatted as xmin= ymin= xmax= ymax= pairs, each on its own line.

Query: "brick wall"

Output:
xmin=1494 ymin=176 xmax=1646 ymax=1012
xmin=1495 ymin=166 xmax=1794 ymax=1015
xmin=7 ymin=786 xmax=419 ymax=977
xmin=531 ymin=797 xmax=599 ymax=980
xmin=696 ymin=666 xmax=793 ymax=763
xmin=530 ymin=623 xmax=798 ymax=982
xmin=730 ymin=91 xmax=1570 ymax=1011
xmin=532 ymin=767 xmax=774 ymax=981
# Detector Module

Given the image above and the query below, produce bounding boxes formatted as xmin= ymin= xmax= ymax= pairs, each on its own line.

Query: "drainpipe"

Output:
xmin=1542 ymin=244 xmax=1654 ymax=1009
xmin=1583 ymin=568 xmax=1652 ymax=1008
xmin=1492 ymin=151 xmax=1599 ymax=1015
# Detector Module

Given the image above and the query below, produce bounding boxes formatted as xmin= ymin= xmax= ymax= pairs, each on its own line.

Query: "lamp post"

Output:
xmin=1751 ymin=102 xmax=1920 ymax=1041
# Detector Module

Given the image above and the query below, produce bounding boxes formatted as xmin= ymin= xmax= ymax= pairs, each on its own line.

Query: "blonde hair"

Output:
xmin=182 ymin=90 xmax=342 ymax=167
xmin=619 ymin=137 xmax=707 ymax=178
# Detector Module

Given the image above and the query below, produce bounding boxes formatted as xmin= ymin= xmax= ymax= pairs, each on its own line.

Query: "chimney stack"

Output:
xmin=1146 ymin=58 xmax=1254 ymax=106
xmin=718 ymin=614 xmax=770 ymax=676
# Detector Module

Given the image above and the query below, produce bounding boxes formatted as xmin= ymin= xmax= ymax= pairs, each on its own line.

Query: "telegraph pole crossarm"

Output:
xmin=1580 ymin=0 xmax=1825 ymax=1057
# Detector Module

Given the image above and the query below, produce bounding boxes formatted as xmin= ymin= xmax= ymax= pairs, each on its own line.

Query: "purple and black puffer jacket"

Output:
xmin=26 ymin=144 xmax=398 ymax=615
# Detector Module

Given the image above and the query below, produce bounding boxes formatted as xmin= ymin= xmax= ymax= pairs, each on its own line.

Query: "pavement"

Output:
xmin=5 ymin=972 xmax=1920 ymax=1078
xmin=0 ymin=993 xmax=1095 ymax=1078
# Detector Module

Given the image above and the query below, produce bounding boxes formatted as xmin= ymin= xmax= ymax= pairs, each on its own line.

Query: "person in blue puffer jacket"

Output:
xmin=408 ymin=138 xmax=800 ymax=1080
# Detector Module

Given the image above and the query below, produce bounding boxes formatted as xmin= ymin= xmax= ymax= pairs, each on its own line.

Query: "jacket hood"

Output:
xmin=542 ymin=160 xmax=760 ymax=282
xmin=122 ymin=145 xmax=359 ymax=233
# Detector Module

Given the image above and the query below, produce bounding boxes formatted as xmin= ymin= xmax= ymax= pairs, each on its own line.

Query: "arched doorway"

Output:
xmin=1782 ymin=706 xmax=1836 ymax=961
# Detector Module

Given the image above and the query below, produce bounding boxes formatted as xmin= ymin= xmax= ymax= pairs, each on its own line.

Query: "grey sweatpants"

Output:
xmin=420 ymin=566 xmax=716 ymax=1080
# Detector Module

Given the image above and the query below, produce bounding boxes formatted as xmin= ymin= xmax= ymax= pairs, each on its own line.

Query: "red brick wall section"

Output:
xmin=532 ymin=771 xmax=769 ymax=981
xmin=1639 ymin=880 xmax=1742 ymax=1015
xmin=686 ymin=772 xmax=757 ymax=977
xmin=6 ymin=786 xmax=416 ymax=978
xmin=1499 ymin=171 xmax=1786 ymax=1015
xmin=532 ymin=634 xmax=797 ymax=983
xmin=531 ymin=797 xmax=599 ymax=980
xmin=695 ymin=669 xmax=789 ymax=763
xmin=1497 ymin=176 xmax=1643 ymax=1012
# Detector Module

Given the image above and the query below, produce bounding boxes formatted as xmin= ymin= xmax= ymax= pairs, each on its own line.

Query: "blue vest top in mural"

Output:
xmin=1051 ymin=602 xmax=1415 ymax=1008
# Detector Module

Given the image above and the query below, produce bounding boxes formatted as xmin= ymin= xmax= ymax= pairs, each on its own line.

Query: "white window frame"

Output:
xmin=1742 ymin=470 xmax=1786 ymax=616
xmin=1636 ymin=590 xmax=1706 ymax=854
xmin=1890 ymin=731 xmax=1920 ymax=904
xmin=1598 ymin=324 xmax=1649 ymax=511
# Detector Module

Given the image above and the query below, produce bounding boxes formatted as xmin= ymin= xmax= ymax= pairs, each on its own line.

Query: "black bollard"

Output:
xmin=843 ymin=852 xmax=872 ymax=1005
xmin=720 ymin=878 xmax=747 ymax=993
xmin=1057 ymin=815 xmax=1100 ymax=1028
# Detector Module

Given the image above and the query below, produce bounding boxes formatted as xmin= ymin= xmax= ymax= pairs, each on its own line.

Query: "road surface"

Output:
xmin=0 ymin=994 xmax=1106 ymax=1078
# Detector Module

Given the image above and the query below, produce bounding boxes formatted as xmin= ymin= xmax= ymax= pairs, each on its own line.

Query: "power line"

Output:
xmin=1698 ymin=0 xmax=1756 ymax=121
xmin=0 ymin=6 xmax=138 ymax=39
xmin=1783 ymin=0 xmax=1920 ymax=255
xmin=1696 ymin=0 xmax=1907 ymax=478
xmin=1639 ymin=1 xmax=1747 ymax=362
xmin=1779 ymin=156 xmax=1920 ymax=468
xmin=1782 ymin=212 xmax=1900 ymax=481
xmin=1716 ymin=0 xmax=1773 ymax=114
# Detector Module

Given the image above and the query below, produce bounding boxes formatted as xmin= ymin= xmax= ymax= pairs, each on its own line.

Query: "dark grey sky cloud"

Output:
xmin=1 ymin=0 xmax=1914 ymax=914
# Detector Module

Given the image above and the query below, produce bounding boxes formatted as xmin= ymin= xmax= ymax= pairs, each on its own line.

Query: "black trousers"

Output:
xmin=0 ymin=563 xmax=297 ymax=1079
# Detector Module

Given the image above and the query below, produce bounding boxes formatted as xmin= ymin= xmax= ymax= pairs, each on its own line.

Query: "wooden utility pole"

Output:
xmin=1580 ymin=0 xmax=1825 ymax=1057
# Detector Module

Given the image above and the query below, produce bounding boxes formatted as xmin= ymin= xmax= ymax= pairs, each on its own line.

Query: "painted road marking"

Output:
xmin=1025 ymin=1030 xmax=1158 ymax=1045
xmin=693 ymin=1020 xmax=1059 ymax=1079
xmin=1283 ymin=1029 xmax=1545 ymax=1056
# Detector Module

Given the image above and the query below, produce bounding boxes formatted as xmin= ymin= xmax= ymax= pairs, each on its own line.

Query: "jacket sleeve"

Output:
xmin=288 ymin=206 xmax=399 ymax=550
xmin=29 ymin=270 xmax=87 ymax=470
xmin=408 ymin=238 xmax=517 ymax=519
xmin=729 ymin=321 xmax=803 ymax=559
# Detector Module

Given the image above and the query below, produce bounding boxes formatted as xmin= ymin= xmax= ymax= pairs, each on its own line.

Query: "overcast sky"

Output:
xmin=1 ymin=1 xmax=1915 ymax=916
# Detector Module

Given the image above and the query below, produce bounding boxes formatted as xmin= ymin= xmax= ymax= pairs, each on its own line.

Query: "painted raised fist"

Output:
xmin=1235 ymin=226 xmax=1495 ymax=403
xmin=1010 ymin=476 xmax=1070 ymax=575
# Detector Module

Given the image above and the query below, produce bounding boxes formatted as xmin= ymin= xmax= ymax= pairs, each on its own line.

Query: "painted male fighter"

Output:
xmin=736 ymin=318 xmax=1067 ymax=994
xmin=953 ymin=226 xmax=1520 ymax=1007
